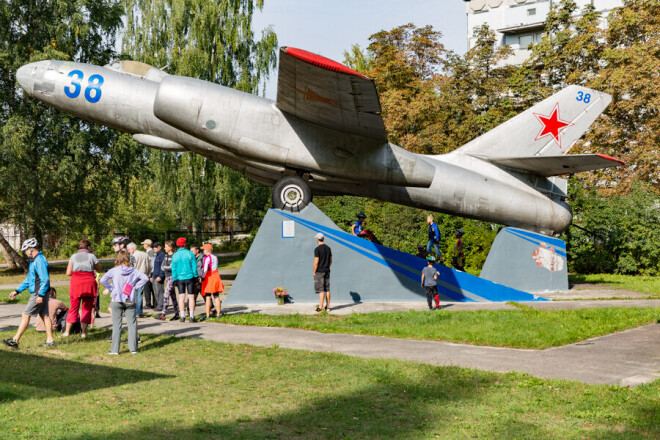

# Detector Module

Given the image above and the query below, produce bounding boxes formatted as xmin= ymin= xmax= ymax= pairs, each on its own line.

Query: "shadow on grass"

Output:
xmin=60 ymin=368 xmax=658 ymax=440
xmin=61 ymin=367 xmax=496 ymax=439
xmin=0 ymin=350 xmax=173 ymax=403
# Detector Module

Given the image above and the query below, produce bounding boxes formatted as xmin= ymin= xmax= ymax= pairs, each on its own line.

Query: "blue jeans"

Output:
xmin=135 ymin=286 xmax=144 ymax=316
xmin=427 ymin=240 xmax=441 ymax=257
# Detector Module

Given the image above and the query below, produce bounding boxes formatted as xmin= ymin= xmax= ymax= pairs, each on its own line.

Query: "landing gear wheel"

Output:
xmin=272 ymin=176 xmax=312 ymax=212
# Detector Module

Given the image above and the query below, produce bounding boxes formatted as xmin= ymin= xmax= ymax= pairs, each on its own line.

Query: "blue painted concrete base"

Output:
xmin=224 ymin=204 xmax=548 ymax=305
xmin=480 ymin=227 xmax=569 ymax=293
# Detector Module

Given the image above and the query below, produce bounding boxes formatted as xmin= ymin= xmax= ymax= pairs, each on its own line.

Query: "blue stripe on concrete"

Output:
xmin=274 ymin=210 xmax=548 ymax=302
xmin=504 ymin=228 xmax=567 ymax=257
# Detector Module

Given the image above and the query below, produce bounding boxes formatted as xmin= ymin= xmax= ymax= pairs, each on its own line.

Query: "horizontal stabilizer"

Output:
xmin=475 ymin=153 xmax=624 ymax=176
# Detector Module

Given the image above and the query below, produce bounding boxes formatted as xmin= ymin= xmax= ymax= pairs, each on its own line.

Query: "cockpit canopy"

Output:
xmin=104 ymin=60 xmax=168 ymax=82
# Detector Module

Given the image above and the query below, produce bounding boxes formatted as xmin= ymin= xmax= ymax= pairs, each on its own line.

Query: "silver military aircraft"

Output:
xmin=16 ymin=47 xmax=622 ymax=235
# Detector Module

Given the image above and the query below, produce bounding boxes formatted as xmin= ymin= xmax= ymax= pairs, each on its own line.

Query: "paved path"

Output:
xmin=1 ymin=301 xmax=658 ymax=387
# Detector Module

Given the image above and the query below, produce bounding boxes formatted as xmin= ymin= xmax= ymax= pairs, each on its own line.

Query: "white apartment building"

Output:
xmin=465 ymin=0 xmax=623 ymax=65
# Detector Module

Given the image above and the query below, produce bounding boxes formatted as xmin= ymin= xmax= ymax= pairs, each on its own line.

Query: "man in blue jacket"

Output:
xmin=426 ymin=215 xmax=442 ymax=260
xmin=172 ymin=237 xmax=198 ymax=322
xmin=2 ymin=238 xmax=55 ymax=349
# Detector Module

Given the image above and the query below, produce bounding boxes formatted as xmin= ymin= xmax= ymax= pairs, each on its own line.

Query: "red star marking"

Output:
xmin=533 ymin=103 xmax=574 ymax=151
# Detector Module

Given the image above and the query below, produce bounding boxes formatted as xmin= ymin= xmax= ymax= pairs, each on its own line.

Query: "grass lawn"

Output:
xmin=569 ymin=274 xmax=660 ymax=298
xmin=0 ymin=329 xmax=657 ymax=440
xmin=213 ymin=307 xmax=660 ymax=349
xmin=1 ymin=286 xmax=658 ymax=349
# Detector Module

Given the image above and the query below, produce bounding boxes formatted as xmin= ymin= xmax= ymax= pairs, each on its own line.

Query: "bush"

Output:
xmin=564 ymin=182 xmax=660 ymax=275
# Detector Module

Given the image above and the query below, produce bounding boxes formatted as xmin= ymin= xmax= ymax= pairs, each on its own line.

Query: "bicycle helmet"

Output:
xmin=20 ymin=238 xmax=39 ymax=251
xmin=111 ymin=235 xmax=131 ymax=246
xmin=455 ymin=229 xmax=465 ymax=237
xmin=426 ymin=255 xmax=436 ymax=262
xmin=357 ymin=212 xmax=367 ymax=219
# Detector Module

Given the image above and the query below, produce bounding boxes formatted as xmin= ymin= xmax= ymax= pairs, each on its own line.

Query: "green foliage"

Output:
xmin=565 ymin=182 xmax=660 ymax=275
xmin=121 ymin=0 xmax=278 ymax=233
xmin=0 ymin=0 xmax=125 ymax=247
xmin=315 ymin=195 xmax=496 ymax=273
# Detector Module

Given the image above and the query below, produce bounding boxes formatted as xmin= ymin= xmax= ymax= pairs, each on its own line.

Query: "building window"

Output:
xmin=527 ymin=8 xmax=536 ymax=16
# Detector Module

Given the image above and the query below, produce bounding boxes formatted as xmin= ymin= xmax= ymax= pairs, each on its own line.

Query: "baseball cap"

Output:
xmin=315 ymin=232 xmax=324 ymax=240
xmin=152 ymin=241 xmax=162 ymax=248
xmin=201 ymin=243 xmax=213 ymax=251
xmin=141 ymin=239 xmax=153 ymax=246
xmin=176 ymin=237 xmax=187 ymax=246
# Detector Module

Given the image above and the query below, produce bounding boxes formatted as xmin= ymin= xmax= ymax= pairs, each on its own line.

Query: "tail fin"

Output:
xmin=457 ymin=85 xmax=611 ymax=158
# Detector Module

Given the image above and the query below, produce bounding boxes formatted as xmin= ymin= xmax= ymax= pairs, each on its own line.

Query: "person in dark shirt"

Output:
xmin=313 ymin=232 xmax=332 ymax=312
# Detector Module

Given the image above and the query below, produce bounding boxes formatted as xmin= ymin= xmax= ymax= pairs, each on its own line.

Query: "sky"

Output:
xmin=251 ymin=0 xmax=469 ymax=98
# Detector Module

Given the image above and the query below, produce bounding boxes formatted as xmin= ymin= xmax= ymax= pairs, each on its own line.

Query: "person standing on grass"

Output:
xmin=421 ymin=255 xmax=440 ymax=310
xmin=157 ymin=241 xmax=180 ymax=320
xmin=100 ymin=250 xmax=149 ymax=355
xmin=313 ymin=232 xmax=332 ymax=313
xmin=190 ymin=244 xmax=203 ymax=307
xmin=64 ymin=239 xmax=102 ymax=338
xmin=151 ymin=242 xmax=165 ymax=312
xmin=141 ymin=239 xmax=155 ymax=309
xmin=127 ymin=242 xmax=151 ymax=318
xmin=2 ymin=238 xmax=55 ymax=349
xmin=172 ymin=237 xmax=198 ymax=323
xmin=200 ymin=243 xmax=223 ymax=320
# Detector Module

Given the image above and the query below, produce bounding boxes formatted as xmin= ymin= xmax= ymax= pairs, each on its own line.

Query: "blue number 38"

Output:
xmin=64 ymin=70 xmax=104 ymax=103
xmin=576 ymin=91 xmax=591 ymax=104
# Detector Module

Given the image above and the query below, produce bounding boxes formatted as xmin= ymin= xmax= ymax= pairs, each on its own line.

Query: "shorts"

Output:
xmin=177 ymin=278 xmax=195 ymax=296
xmin=314 ymin=272 xmax=330 ymax=293
xmin=24 ymin=293 xmax=49 ymax=318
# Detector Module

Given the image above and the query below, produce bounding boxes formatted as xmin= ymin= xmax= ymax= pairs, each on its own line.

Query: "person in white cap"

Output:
xmin=313 ymin=232 xmax=332 ymax=312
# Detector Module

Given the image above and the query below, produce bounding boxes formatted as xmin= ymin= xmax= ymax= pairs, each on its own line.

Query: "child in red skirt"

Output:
xmin=200 ymin=243 xmax=223 ymax=319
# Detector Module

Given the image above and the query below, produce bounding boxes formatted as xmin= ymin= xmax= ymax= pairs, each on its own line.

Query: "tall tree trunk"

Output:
xmin=0 ymin=230 xmax=28 ymax=272
xmin=0 ymin=243 xmax=16 ymax=269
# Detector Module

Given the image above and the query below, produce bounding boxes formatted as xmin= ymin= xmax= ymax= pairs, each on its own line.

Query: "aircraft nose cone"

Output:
xmin=16 ymin=64 xmax=32 ymax=92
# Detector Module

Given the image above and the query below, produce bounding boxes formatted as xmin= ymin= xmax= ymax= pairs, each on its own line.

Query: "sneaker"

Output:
xmin=157 ymin=314 xmax=166 ymax=321
xmin=130 ymin=351 xmax=138 ymax=355
xmin=81 ymin=333 xmax=87 ymax=339
xmin=95 ymin=312 xmax=101 ymax=318
xmin=198 ymin=316 xmax=206 ymax=322
xmin=108 ymin=352 xmax=119 ymax=355
xmin=39 ymin=341 xmax=56 ymax=347
xmin=2 ymin=338 xmax=18 ymax=349
xmin=180 ymin=317 xmax=186 ymax=322
xmin=170 ymin=314 xmax=180 ymax=321
xmin=189 ymin=316 xmax=197 ymax=323
xmin=137 ymin=335 xmax=141 ymax=344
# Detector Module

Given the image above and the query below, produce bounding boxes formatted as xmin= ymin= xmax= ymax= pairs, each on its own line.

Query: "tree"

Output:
xmin=0 ymin=0 xmax=125 ymax=269
xmin=121 ymin=0 xmax=278 ymax=232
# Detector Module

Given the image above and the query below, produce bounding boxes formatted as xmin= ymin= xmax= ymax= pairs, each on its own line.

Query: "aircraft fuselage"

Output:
xmin=17 ymin=60 xmax=572 ymax=234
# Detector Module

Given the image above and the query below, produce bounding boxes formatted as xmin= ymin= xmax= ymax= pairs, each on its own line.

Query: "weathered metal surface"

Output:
xmin=15 ymin=49 xmax=620 ymax=235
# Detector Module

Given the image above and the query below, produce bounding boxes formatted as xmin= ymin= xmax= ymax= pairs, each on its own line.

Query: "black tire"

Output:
xmin=272 ymin=176 xmax=312 ymax=212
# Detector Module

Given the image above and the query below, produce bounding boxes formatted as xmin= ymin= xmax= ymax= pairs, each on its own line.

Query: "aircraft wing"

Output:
xmin=276 ymin=47 xmax=387 ymax=141
xmin=477 ymin=154 xmax=624 ymax=176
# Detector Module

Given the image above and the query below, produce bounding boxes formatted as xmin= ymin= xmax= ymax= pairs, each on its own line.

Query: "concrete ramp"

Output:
xmin=480 ymin=227 xmax=569 ymax=293
xmin=225 ymin=204 xmax=548 ymax=305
